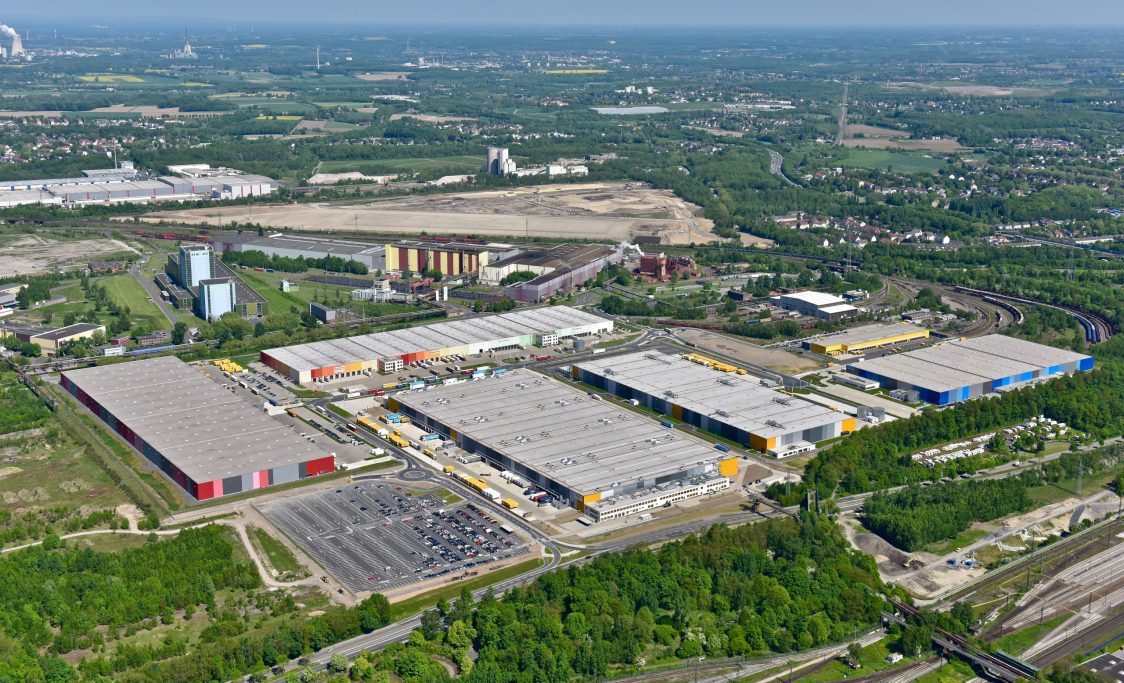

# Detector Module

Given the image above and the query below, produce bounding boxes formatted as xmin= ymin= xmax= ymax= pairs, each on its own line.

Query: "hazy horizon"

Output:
xmin=5 ymin=0 xmax=1124 ymax=27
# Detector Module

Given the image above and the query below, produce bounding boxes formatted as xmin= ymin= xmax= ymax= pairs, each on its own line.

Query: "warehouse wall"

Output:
xmin=60 ymin=373 xmax=334 ymax=501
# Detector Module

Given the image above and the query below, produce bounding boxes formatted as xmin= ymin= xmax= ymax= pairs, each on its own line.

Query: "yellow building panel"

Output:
xmin=842 ymin=417 xmax=856 ymax=434
xmin=577 ymin=492 xmax=601 ymax=510
xmin=387 ymin=397 xmax=400 ymax=412
xmin=718 ymin=457 xmax=738 ymax=477
xmin=671 ymin=404 xmax=684 ymax=420
xmin=570 ymin=366 xmax=579 ymax=380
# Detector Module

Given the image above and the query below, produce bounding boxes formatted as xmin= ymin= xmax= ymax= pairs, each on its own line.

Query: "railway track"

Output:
xmin=954 ymin=286 xmax=1115 ymax=345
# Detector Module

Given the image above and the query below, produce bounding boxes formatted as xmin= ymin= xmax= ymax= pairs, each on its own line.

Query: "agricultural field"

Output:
xmin=78 ymin=74 xmax=145 ymax=83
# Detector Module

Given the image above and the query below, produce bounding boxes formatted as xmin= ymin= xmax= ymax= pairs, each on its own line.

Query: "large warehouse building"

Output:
xmin=847 ymin=335 xmax=1094 ymax=405
xmin=61 ymin=357 xmax=334 ymax=501
xmin=261 ymin=305 xmax=613 ymax=384
xmin=216 ymin=233 xmax=386 ymax=272
xmin=574 ymin=351 xmax=854 ymax=456
xmin=805 ymin=322 xmax=930 ymax=356
xmin=390 ymin=370 xmax=738 ymax=516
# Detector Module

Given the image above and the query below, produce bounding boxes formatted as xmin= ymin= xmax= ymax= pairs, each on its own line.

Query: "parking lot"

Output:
xmin=260 ymin=481 xmax=529 ymax=593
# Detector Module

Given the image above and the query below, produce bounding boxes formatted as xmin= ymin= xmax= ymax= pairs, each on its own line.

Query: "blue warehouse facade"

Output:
xmin=846 ymin=335 xmax=1093 ymax=406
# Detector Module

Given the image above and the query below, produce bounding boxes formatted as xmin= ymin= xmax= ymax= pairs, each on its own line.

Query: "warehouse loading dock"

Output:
xmin=60 ymin=356 xmax=333 ymax=501
xmin=847 ymin=334 xmax=1094 ymax=405
xmin=805 ymin=322 xmax=930 ymax=356
xmin=574 ymin=351 xmax=854 ymax=456
xmin=261 ymin=305 xmax=612 ymax=384
xmin=390 ymin=369 xmax=737 ymax=519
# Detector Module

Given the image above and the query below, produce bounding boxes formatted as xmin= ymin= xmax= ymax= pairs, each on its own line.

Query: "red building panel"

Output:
xmin=304 ymin=456 xmax=335 ymax=477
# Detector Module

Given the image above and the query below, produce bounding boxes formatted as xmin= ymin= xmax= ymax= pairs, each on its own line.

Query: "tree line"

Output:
xmin=366 ymin=515 xmax=886 ymax=683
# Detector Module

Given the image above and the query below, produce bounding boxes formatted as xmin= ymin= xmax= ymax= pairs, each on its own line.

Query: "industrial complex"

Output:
xmin=158 ymin=244 xmax=267 ymax=320
xmin=261 ymin=305 xmax=613 ymax=383
xmin=847 ymin=334 xmax=1094 ymax=405
xmin=389 ymin=369 xmax=738 ymax=520
xmin=0 ymin=163 xmax=276 ymax=208
xmin=574 ymin=351 xmax=854 ymax=457
xmin=479 ymin=243 xmax=623 ymax=302
xmin=805 ymin=322 xmax=930 ymax=356
xmin=60 ymin=357 xmax=334 ymax=501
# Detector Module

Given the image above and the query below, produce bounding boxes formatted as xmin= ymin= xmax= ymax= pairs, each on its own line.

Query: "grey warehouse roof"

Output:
xmin=225 ymin=233 xmax=383 ymax=258
xmin=263 ymin=305 xmax=609 ymax=373
xmin=814 ymin=322 xmax=928 ymax=347
xmin=62 ymin=356 xmax=326 ymax=482
xmin=576 ymin=351 xmax=848 ymax=440
xmin=396 ymin=370 xmax=720 ymax=496
xmin=852 ymin=334 xmax=1092 ymax=392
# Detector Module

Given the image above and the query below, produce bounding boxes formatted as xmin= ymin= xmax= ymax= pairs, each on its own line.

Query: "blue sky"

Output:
xmin=11 ymin=0 xmax=1124 ymax=26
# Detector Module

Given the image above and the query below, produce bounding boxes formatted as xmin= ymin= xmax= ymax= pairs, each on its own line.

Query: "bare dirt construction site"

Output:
xmin=674 ymin=328 xmax=826 ymax=374
xmin=0 ymin=234 xmax=138 ymax=278
xmin=841 ymin=124 xmax=964 ymax=152
xmin=137 ymin=182 xmax=724 ymax=245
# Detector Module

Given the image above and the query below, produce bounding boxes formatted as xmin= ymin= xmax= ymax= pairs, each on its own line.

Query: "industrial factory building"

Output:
xmin=0 ymin=321 xmax=106 ymax=355
xmin=0 ymin=164 xmax=277 ymax=208
xmin=384 ymin=239 xmax=516 ymax=277
xmin=389 ymin=370 xmax=738 ymax=516
xmin=772 ymin=291 xmax=858 ymax=321
xmin=480 ymin=243 xmax=623 ymax=302
xmin=805 ymin=322 xmax=930 ymax=356
xmin=159 ymin=244 xmax=267 ymax=320
xmin=216 ymin=233 xmax=385 ymax=272
xmin=574 ymin=351 xmax=855 ymax=457
xmin=261 ymin=305 xmax=612 ymax=384
xmin=847 ymin=335 xmax=1095 ymax=405
xmin=61 ymin=357 xmax=334 ymax=501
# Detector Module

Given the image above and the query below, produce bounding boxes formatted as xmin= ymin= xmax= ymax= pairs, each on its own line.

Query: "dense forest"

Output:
xmin=362 ymin=515 xmax=886 ymax=683
xmin=862 ymin=478 xmax=1033 ymax=551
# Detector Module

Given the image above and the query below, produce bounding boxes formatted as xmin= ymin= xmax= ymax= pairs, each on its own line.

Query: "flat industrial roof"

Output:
xmin=576 ymin=351 xmax=848 ymax=440
xmin=263 ymin=305 xmax=610 ymax=373
xmin=396 ymin=370 xmax=721 ymax=496
xmin=778 ymin=291 xmax=846 ymax=307
xmin=851 ymin=335 xmax=1092 ymax=392
xmin=487 ymin=243 xmax=616 ymax=271
xmin=814 ymin=323 xmax=928 ymax=347
xmin=389 ymin=239 xmax=498 ymax=254
xmin=33 ymin=322 xmax=104 ymax=341
xmin=227 ymin=234 xmax=383 ymax=258
xmin=62 ymin=356 xmax=325 ymax=483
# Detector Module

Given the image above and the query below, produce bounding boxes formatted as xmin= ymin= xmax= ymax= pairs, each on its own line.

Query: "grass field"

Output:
xmin=992 ymin=613 xmax=1069 ymax=655
xmin=837 ymin=148 xmax=949 ymax=174
xmin=100 ymin=275 xmax=171 ymax=330
xmin=248 ymin=526 xmax=310 ymax=580
xmin=796 ymin=636 xmax=916 ymax=683
xmin=317 ymin=156 xmax=485 ymax=174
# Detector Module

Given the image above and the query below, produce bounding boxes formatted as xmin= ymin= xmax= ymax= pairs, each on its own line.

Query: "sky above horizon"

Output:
xmin=8 ymin=0 xmax=1124 ymax=27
